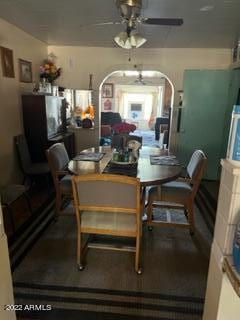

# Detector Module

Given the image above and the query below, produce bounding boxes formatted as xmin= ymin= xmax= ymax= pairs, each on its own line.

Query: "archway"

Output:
xmin=99 ymin=67 xmax=175 ymax=148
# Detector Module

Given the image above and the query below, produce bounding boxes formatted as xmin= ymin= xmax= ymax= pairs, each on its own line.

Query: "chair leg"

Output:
xmin=55 ymin=191 xmax=62 ymax=218
xmin=77 ymin=232 xmax=84 ymax=271
xmin=187 ymin=202 xmax=195 ymax=235
xmin=135 ymin=234 xmax=142 ymax=274
xmin=147 ymin=194 xmax=154 ymax=231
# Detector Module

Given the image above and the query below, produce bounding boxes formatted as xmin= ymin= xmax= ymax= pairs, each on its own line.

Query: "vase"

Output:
xmin=51 ymin=85 xmax=58 ymax=96
xmin=39 ymin=78 xmax=51 ymax=94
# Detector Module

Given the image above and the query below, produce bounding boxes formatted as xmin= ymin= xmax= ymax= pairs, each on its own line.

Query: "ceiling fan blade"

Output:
xmin=80 ymin=21 xmax=121 ymax=28
xmin=142 ymin=18 xmax=183 ymax=26
xmin=93 ymin=21 xmax=122 ymax=26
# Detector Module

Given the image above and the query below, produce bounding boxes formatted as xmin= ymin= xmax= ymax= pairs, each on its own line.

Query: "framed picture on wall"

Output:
xmin=19 ymin=59 xmax=32 ymax=83
xmin=103 ymin=98 xmax=113 ymax=111
xmin=102 ymin=83 xmax=113 ymax=98
xmin=0 ymin=46 xmax=15 ymax=78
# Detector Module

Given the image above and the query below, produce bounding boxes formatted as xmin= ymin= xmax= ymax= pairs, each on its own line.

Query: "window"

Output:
xmin=130 ymin=103 xmax=142 ymax=112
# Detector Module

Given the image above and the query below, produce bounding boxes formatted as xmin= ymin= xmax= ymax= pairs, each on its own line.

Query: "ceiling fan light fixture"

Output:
xmin=114 ymin=31 xmax=146 ymax=49
xmin=114 ymin=31 xmax=132 ymax=49
xmin=130 ymin=33 xmax=147 ymax=48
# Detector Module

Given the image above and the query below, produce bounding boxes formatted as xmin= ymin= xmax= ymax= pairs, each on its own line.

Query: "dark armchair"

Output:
xmin=101 ymin=112 xmax=122 ymax=127
xmin=100 ymin=112 xmax=136 ymax=146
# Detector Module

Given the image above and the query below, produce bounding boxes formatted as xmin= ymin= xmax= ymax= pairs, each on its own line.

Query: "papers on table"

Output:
xmin=73 ymin=152 xmax=104 ymax=162
xmin=104 ymin=163 xmax=137 ymax=177
xmin=150 ymin=155 xmax=180 ymax=166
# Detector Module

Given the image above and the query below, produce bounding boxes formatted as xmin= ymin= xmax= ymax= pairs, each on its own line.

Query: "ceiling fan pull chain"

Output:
xmin=128 ymin=49 xmax=132 ymax=62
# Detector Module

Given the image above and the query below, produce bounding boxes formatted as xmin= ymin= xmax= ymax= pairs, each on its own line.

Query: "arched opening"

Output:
xmin=99 ymin=68 xmax=174 ymax=148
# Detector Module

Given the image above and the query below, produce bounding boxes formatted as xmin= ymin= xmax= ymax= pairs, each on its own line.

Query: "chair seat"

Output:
xmin=25 ymin=162 xmax=50 ymax=175
xmin=81 ymin=211 xmax=136 ymax=236
xmin=0 ymin=184 xmax=27 ymax=205
xmin=59 ymin=175 xmax=72 ymax=193
xmin=149 ymin=181 xmax=192 ymax=199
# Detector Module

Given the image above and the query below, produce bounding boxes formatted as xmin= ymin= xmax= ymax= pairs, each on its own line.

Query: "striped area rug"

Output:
xmin=12 ymin=204 xmax=211 ymax=320
xmin=14 ymin=282 xmax=204 ymax=320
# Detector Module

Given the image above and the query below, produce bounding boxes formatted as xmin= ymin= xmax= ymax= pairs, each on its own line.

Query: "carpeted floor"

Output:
xmin=12 ymin=204 xmax=212 ymax=320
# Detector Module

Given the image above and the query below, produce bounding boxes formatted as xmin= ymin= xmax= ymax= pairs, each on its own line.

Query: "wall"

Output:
xmin=49 ymin=46 xmax=231 ymax=92
xmin=49 ymin=45 xmax=232 ymax=149
xmin=0 ymin=18 xmax=47 ymax=186
xmin=0 ymin=20 xmax=233 ymax=184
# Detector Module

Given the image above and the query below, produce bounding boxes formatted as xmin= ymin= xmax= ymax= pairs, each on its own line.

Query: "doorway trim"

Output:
xmin=98 ymin=67 xmax=175 ymax=147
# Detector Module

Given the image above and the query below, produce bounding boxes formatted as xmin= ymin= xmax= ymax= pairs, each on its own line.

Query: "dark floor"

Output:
xmin=202 ymin=180 xmax=220 ymax=202
xmin=5 ymin=178 xmax=219 ymax=320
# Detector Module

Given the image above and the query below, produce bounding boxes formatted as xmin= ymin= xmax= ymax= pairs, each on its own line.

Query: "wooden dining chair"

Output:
xmin=147 ymin=150 xmax=207 ymax=235
xmin=72 ymin=173 xmax=143 ymax=274
xmin=46 ymin=143 xmax=72 ymax=217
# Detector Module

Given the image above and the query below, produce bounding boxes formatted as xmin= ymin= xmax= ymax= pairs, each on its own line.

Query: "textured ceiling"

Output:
xmin=0 ymin=0 xmax=240 ymax=48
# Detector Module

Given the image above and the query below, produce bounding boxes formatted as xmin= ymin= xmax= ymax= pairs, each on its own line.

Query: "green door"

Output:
xmin=178 ymin=70 xmax=232 ymax=180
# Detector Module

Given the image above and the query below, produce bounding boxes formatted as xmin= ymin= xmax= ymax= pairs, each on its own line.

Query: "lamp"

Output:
xmin=114 ymin=31 xmax=147 ymax=49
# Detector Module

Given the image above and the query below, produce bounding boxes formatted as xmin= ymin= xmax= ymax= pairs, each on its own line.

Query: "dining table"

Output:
xmin=68 ymin=146 xmax=182 ymax=186
xmin=68 ymin=145 xmax=182 ymax=219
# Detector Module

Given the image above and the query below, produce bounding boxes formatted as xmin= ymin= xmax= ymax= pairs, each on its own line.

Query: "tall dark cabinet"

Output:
xmin=22 ymin=94 xmax=75 ymax=162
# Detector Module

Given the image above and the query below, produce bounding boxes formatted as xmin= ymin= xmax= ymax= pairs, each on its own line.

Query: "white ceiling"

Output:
xmin=0 ymin=0 xmax=240 ymax=48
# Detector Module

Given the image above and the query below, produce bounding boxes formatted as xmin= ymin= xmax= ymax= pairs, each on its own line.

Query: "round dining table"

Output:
xmin=68 ymin=146 xmax=182 ymax=187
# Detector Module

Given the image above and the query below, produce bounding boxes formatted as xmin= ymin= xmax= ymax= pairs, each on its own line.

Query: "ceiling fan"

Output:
xmin=114 ymin=0 xmax=183 ymax=48
xmin=116 ymin=0 xmax=183 ymax=27
xmin=80 ymin=0 xmax=183 ymax=49
xmin=133 ymin=72 xmax=148 ymax=85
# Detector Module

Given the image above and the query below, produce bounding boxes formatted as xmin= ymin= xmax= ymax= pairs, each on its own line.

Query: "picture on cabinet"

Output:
xmin=19 ymin=59 xmax=32 ymax=83
xmin=0 ymin=46 xmax=15 ymax=78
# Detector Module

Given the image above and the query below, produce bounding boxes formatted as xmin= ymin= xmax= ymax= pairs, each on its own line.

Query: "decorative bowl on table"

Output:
xmin=110 ymin=151 xmax=137 ymax=167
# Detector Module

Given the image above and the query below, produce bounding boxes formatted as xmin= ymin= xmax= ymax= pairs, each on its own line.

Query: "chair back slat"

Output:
xmin=187 ymin=150 xmax=206 ymax=180
xmin=188 ymin=150 xmax=207 ymax=198
xmin=47 ymin=143 xmax=69 ymax=173
xmin=74 ymin=179 xmax=138 ymax=210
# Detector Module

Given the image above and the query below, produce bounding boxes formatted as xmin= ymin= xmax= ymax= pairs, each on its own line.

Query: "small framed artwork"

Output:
xmin=103 ymin=98 xmax=113 ymax=111
xmin=19 ymin=59 xmax=32 ymax=83
xmin=102 ymin=83 xmax=113 ymax=98
xmin=0 ymin=46 xmax=15 ymax=78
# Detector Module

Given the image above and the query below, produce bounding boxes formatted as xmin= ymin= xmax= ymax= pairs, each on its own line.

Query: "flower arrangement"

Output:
xmin=74 ymin=105 xmax=95 ymax=120
xmin=40 ymin=58 xmax=61 ymax=83
xmin=84 ymin=104 xmax=95 ymax=119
